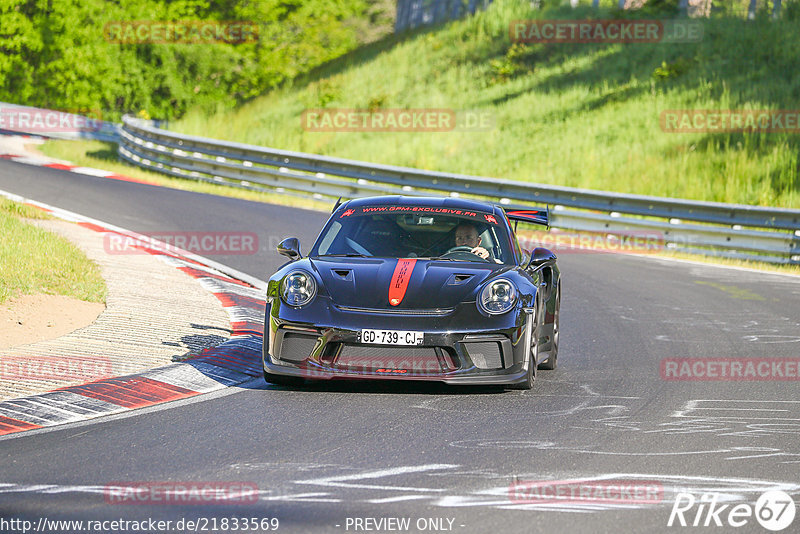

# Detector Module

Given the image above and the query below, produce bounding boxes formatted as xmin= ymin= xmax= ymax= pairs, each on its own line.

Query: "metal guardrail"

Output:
xmin=0 ymin=102 xmax=121 ymax=143
xmin=119 ymin=115 xmax=800 ymax=264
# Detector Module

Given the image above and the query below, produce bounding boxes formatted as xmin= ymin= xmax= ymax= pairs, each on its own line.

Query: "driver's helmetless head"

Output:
xmin=454 ymin=223 xmax=481 ymax=248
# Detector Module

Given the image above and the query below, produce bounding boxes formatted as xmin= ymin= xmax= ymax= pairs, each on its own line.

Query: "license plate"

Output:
xmin=360 ymin=329 xmax=424 ymax=346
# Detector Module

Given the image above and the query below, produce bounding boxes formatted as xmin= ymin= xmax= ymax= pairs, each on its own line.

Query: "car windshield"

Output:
xmin=310 ymin=206 xmax=514 ymax=263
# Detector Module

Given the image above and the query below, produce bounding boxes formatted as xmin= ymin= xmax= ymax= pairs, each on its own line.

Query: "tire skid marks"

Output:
xmin=296 ymin=464 xmax=458 ymax=493
xmin=591 ymin=399 xmax=800 ymax=441
xmin=4 ymin=468 xmax=795 ymax=514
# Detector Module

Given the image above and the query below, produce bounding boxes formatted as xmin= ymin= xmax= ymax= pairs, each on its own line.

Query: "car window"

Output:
xmin=310 ymin=207 xmax=514 ymax=263
xmin=317 ymin=221 xmax=342 ymax=255
xmin=510 ymin=227 xmax=526 ymax=265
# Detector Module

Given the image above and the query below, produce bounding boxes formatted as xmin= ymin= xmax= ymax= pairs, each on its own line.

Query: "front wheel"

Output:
xmin=508 ymin=309 xmax=538 ymax=390
xmin=538 ymin=285 xmax=560 ymax=370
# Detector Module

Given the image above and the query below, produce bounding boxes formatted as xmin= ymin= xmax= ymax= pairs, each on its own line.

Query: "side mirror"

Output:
xmin=528 ymin=247 xmax=556 ymax=269
xmin=277 ymin=237 xmax=301 ymax=261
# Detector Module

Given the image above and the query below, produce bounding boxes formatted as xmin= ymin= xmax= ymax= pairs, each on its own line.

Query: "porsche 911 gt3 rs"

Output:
xmin=263 ymin=195 xmax=560 ymax=389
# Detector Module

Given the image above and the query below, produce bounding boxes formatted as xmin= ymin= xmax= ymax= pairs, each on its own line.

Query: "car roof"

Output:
xmin=342 ymin=195 xmax=502 ymax=215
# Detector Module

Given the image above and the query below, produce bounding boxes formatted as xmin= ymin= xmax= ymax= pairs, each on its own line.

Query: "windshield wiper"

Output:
xmin=319 ymin=253 xmax=370 ymax=258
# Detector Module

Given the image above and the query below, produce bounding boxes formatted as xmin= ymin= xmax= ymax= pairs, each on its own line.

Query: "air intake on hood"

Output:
xmin=448 ymin=273 xmax=474 ymax=285
xmin=332 ymin=269 xmax=353 ymax=281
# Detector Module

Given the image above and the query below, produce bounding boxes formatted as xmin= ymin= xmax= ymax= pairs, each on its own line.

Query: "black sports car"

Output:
xmin=263 ymin=195 xmax=560 ymax=389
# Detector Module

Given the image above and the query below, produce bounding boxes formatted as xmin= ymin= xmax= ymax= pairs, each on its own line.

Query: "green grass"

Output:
xmin=0 ymin=199 xmax=52 ymax=220
xmin=0 ymin=199 xmax=107 ymax=304
xmin=1 ymin=0 xmax=394 ymax=121
xmin=167 ymin=0 xmax=800 ymax=208
xmin=37 ymin=140 xmax=333 ymax=213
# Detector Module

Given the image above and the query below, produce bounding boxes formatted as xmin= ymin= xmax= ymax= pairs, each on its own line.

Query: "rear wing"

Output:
xmin=505 ymin=207 xmax=549 ymax=229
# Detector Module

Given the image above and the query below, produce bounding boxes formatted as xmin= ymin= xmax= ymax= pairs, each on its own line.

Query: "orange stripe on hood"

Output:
xmin=388 ymin=258 xmax=417 ymax=306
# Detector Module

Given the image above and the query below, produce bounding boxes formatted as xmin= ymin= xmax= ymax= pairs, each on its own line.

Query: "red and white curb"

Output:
xmin=0 ymin=190 xmax=268 ymax=437
xmin=0 ymin=151 xmax=157 ymax=186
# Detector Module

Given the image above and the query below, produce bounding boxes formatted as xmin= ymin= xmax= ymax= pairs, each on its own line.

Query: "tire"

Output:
xmin=263 ymin=368 xmax=305 ymax=387
xmin=538 ymin=285 xmax=560 ymax=371
xmin=508 ymin=306 xmax=538 ymax=390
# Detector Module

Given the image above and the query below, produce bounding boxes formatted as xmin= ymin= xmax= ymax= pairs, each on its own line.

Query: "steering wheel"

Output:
xmin=440 ymin=245 xmax=487 ymax=261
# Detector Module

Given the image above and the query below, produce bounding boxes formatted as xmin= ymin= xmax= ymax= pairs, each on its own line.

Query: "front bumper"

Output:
xmin=262 ymin=300 xmax=535 ymax=386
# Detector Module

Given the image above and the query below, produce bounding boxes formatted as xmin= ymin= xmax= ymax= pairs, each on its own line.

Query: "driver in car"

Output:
xmin=454 ymin=222 xmax=491 ymax=259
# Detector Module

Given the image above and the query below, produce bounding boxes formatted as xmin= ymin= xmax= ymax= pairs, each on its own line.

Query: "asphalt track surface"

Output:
xmin=1 ymin=159 xmax=799 ymax=533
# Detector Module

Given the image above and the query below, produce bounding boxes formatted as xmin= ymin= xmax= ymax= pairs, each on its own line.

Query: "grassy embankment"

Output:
xmin=39 ymin=0 xmax=800 ymax=273
xmin=44 ymin=0 xmax=800 ymax=207
xmin=168 ymin=0 xmax=800 ymax=208
xmin=0 ymin=200 xmax=106 ymax=304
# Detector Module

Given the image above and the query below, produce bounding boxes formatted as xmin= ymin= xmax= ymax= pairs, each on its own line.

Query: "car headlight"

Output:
xmin=281 ymin=270 xmax=317 ymax=307
xmin=478 ymin=279 xmax=517 ymax=315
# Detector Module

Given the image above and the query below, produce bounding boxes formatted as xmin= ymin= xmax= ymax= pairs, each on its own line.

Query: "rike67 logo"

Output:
xmin=668 ymin=491 xmax=796 ymax=531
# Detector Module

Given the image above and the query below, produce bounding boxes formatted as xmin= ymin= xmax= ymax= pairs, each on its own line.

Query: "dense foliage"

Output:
xmin=0 ymin=0 xmax=393 ymax=119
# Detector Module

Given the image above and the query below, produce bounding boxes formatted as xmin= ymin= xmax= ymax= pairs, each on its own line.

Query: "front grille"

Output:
xmin=279 ymin=332 xmax=319 ymax=363
xmin=334 ymin=305 xmax=454 ymax=316
xmin=335 ymin=345 xmax=444 ymax=374
xmin=463 ymin=341 xmax=503 ymax=370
